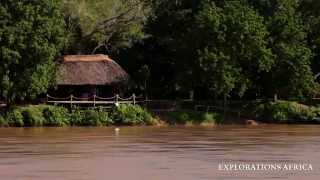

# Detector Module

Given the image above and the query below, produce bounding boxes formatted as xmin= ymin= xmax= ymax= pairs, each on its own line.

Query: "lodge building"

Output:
xmin=51 ymin=54 xmax=129 ymax=98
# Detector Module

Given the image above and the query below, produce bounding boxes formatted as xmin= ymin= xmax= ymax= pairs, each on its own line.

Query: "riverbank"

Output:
xmin=0 ymin=104 xmax=155 ymax=127
xmin=1 ymin=100 xmax=320 ymax=127
xmin=0 ymin=104 xmax=221 ymax=127
xmin=0 ymin=104 xmax=225 ymax=127
xmin=154 ymin=111 xmax=223 ymax=126
xmin=248 ymin=100 xmax=320 ymax=124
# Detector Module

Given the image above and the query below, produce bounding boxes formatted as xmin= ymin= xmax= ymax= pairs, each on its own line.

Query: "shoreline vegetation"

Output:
xmin=252 ymin=101 xmax=320 ymax=124
xmin=0 ymin=104 xmax=154 ymax=127
xmin=0 ymin=104 xmax=223 ymax=127
xmin=1 ymin=100 xmax=320 ymax=127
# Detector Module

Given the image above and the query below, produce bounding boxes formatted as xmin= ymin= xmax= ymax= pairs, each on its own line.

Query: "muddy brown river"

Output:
xmin=0 ymin=125 xmax=319 ymax=180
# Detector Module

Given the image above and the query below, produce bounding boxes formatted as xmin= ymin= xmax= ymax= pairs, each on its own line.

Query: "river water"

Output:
xmin=0 ymin=125 xmax=319 ymax=180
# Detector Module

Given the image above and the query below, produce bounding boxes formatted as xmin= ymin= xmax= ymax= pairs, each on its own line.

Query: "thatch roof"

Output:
xmin=56 ymin=54 xmax=128 ymax=86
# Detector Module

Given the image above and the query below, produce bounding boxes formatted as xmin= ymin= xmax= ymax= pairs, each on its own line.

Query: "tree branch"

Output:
xmin=84 ymin=1 xmax=143 ymax=39
xmin=91 ymin=32 xmax=115 ymax=54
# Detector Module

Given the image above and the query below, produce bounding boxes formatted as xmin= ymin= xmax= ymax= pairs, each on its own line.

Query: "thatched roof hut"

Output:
xmin=57 ymin=54 xmax=128 ymax=86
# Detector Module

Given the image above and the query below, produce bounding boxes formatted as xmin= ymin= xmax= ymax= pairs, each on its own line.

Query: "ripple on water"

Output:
xmin=0 ymin=125 xmax=319 ymax=180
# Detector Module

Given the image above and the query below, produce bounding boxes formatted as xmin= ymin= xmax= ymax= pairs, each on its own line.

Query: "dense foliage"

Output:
xmin=2 ymin=0 xmax=320 ymax=104
xmin=253 ymin=101 xmax=320 ymax=123
xmin=0 ymin=0 xmax=66 ymax=103
xmin=0 ymin=104 xmax=153 ymax=127
xmin=111 ymin=104 xmax=154 ymax=125
xmin=196 ymin=1 xmax=273 ymax=97
xmin=62 ymin=0 xmax=149 ymax=54
xmin=159 ymin=111 xmax=223 ymax=126
xmin=260 ymin=0 xmax=314 ymax=98
xmin=119 ymin=0 xmax=320 ymax=100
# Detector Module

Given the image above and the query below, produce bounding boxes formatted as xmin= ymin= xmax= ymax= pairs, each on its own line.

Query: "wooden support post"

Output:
xmin=93 ymin=95 xmax=96 ymax=107
xmin=116 ymin=94 xmax=119 ymax=105
xmin=70 ymin=94 xmax=73 ymax=109
xmin=133 ymin=94 xmax=136 ymax=105
xmin=46 ymin=94 xmax=49 ymax=103
xmin=145 ymin=95 xmax=149 ymax=109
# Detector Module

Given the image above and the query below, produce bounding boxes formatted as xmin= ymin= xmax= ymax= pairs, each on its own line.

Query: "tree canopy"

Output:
xmin=121 ymin=0 xmax=318 ymax=99
xmin=264 ymin=0 xmax=314 ymax=98
xmin=0 ymin=0 xmax=66 ymax=103
xmin=196 ymin=0 xmax=274 ymax=98
xmin=62 ymin=0 xmax=149 ymax=54
xmin=1 ymin=0 xmax=320 ymax=103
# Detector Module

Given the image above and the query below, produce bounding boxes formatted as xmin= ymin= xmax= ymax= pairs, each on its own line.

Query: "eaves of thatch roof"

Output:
xmin=56 ymin=54 xmax=129 ymax=86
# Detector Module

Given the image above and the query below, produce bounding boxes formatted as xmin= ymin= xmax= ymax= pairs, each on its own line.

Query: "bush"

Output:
xmin=42 ymin=106 xmax=70 ymax=126
xmin=0 ymin=104 xmax=155 ymax=127
xmin=201 ymin=112 xmax=223 ymax=125
xmin=95 ymin=108 xmax=113 ymax=125
xmin=82 ymin=109 xmax=112 ymax=126
xmin=311 ymin=106 xmax=320 ymax=117
xmin=21 ymin=106 xmax=45 ymax=127
xmin=6 ymin=107 xmax=24 ymax=127
xmin=0 ymin=115 xmax=8 ymax=127
xmin=69 ymin=106 xmax=113 ymax=126
xmin=69 ymin=106 xmax=84 ymax=126
xmin=159 ymin=111 xmax=223 ymax=125
xmin=254 ymin=101 xmax=320 ymax=123
xmin=178 ymin=112 xmax=190 ymax=123
xmin=2 ymin=105 xmax=71 ymax=127
xmin=111 ymin=104 xmax=153 ymax=125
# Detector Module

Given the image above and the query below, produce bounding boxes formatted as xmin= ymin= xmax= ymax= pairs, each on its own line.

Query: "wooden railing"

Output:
xmin=46 ymin=94 xmax=138 ymax=107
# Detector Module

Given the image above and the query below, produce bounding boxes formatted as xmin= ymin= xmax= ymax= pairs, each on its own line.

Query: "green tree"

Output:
xmin=121 ymin=0 xmax=317 ymax=99
xmin=62 ymin=0 xmax=149 ymax=54
xmin=299 ymin=0 xmax=320 ymax=77
xmin=264 ymin=0 xmax=314 ymax=98
xmin=196 ymin=1 xmax=273 ymax=98
xmin=0 ymin=0 xmax=66 ymax=104
xmin=142 ymin=0 xmax=203 ymax=98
